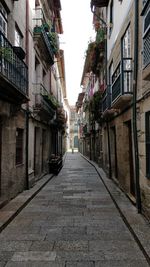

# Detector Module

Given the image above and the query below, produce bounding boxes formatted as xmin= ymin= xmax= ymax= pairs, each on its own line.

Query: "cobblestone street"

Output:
xmin=0 ymin=152 xmax=149 ymax=266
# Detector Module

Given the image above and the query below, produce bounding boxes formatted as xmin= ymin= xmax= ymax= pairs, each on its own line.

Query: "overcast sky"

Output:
xmin=60 ymin=0 xmax=95 ymax=106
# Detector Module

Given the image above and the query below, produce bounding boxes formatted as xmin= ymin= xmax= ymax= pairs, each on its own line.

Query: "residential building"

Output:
xmin=69 ymin=106 xmax=78 ymax=151
xmin=0 ymin=0 xmax=68 ymax=205
xmin=77 ymin=0 xmax=150 ymax=219
xmin=0 ymin=0 xmax=28 ymax=204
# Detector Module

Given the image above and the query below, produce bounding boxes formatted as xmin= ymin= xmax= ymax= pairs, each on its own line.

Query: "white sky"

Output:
xmin=60 ymin=0 xmax=95 ymax=106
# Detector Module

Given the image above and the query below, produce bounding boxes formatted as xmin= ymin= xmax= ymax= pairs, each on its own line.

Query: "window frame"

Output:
xmin=121 ymin=24 xmax=132 ymax=94
xmin=14 ymin=25 xmax=23 ymax=47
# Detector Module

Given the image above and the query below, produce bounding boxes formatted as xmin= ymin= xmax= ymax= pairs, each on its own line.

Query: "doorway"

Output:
xmin=42 ymin=129 xmax=46 ymax=172
xmin=34 ymin=127 xmax=40 ymax=177
xmin=126 ymin=120 xmax=135 ymax=197
xmin=110 ymin=126 xmax=118 ymax=179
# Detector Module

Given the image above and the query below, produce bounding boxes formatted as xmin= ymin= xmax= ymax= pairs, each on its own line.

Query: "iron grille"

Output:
xmin=112 ymin=75 xmax=121 ymax=102
xmin=0 ymin=31 xmax=28 ymax=95
xmin=143 ymin=29 xmax=150 ymax=68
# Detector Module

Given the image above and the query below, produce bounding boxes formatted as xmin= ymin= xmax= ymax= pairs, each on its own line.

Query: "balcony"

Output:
xmin=111 ymin=60 xmax=133 ymax=109
xmin=33 ymin=26 xmax=54 ymax=65
xmin=0 ymin=31 xmax=28 ymax=104
xmin=33 ymin=8 xmax=55 ymax=65
xmin=102 ymin=86 xmax=115 ymax=118
xmin=91 ymin=0 xmax=109 ymax=8
xmin=33 ymin=83 xmax=58 ymax=121
xmin=55 ymin=107 xmax=67 ymax=129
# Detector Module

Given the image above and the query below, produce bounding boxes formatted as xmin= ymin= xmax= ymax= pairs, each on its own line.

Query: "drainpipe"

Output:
xmin=91 ymin=6 xmax=112 ymax=178
xmin=132 ymin=0 xmax=141 ymax=213
xmin=25 ymin=0 xmax=29 ymax=190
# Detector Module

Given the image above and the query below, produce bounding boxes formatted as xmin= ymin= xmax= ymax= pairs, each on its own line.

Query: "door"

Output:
xmin=42 ymin=129 xmax=46 ymax=172
xmin=110 ymin=126 xmax=118 ymax=179
xmin=34 ymin=127 xmax=40 ymax=177
xmin=126 ymin=121 xmax=135 ymax=197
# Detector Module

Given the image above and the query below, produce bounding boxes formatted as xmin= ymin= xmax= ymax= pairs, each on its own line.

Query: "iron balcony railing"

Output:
xmin=143 ymin=28 xmax=150 ymax=68
xmin=102 ymin=86 xmax=111 ymax=112
xmin=112 ymin=59 xmax=132 ymax=103
xmin=0 ymin=31 xmax=28 ymax=96
xmin=33 ymin=8 xmax=55 ymax=64
xmin=33 ymin=26 xmax=54 ymax=63
xmin=112 ymin=74 xmax=121 ymax=103
xmin=33 ymin=83 xmax=58 ymax=114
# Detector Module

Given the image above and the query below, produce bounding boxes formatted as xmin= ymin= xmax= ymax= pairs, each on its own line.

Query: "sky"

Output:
xmin=60 ymin=0 xmax=95 ymax=106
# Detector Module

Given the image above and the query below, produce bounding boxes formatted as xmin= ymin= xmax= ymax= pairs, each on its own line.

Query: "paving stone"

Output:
xmin=0 ymin=233 xmax=46 ymax=241
xmin=54 ymin=241 xmax=88 ymax=251
xmin=62 ymin=226 xmax=86 ymax=235
xmin=95 ymin=260 xmax=150 ymax=267
xmin=11 ymin=251 xmax=56 ymax=261
xmin=5 ymin=262 xmax=65 ymax=267
xmin=0 ymin=241 xmax=32 ymax=251
xmin=66 ymin=261 xmax=94 ymax=267
xmin=29 ymin=241 xmax=54 ymax=251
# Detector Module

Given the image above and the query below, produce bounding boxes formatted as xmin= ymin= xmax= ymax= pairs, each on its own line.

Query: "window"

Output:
xmin=109 ymin=0 xmax=114 ymax=36
xmin=0 ymin=3 xmax=7 ymax=36
xmin=122 ymin=26 xmax=131 ymax=58
xmin=122 ymin=26 xmax=132 ymax=93
xmin=143 ymin=2 xmax=150 ymax=68
xmin=112 ymin=63 xmax=121 ymax=84
xmin=109 ymin=62 xmax=113 ymax=86
xmin=145 ymin=112 xmax=150 ymax=178
xmin=15 ymin=26 xmax=23 ymax=47
xmin=16 ymin=128 xmax=24 ymax=165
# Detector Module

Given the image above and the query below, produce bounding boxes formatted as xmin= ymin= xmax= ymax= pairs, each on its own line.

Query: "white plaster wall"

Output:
xmin=107 ymin=0 xmax=132 ymax=59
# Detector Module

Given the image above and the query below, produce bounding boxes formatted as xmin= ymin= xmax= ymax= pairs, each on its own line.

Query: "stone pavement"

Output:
xmin=0 ymin=152 xmax=149 ymax=266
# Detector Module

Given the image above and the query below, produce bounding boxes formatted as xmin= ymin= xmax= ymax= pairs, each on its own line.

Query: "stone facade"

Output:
xmin=78 ymin=0 xmax=150 ymax=219
xmin=0 ymin=0 xmax=68 ymax=205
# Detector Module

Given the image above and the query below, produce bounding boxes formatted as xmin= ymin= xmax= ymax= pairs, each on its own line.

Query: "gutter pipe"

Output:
xmin=25 ymin=0 xmax=29 ymax=190
xmin=132 ymin=0 xmax=141 ymax=212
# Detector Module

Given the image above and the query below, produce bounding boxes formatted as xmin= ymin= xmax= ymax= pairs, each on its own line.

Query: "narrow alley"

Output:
xmin=0 ymin=153 xmax=149 ymax=267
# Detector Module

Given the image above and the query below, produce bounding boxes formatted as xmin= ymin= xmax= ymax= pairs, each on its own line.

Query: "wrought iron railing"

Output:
xmin=143 ymin=28 xmax=150 ymax=68
xmin=112 ymin=74 xmax=121 ymax=103
xmin=112 ymin=59 xmax=132 ymax=103
xmin=0 ymin=31 xmax=28 ymax=95
xmin=33 ymin=26 xmax=54 ymax=62
xmin=102 ymin=86 xmax=111 ymax=112
xmin=33 ymin=83 xmax=58 ymax=111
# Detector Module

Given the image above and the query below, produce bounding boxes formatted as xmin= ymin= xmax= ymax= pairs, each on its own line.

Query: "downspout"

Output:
xmin=91 ymin=5 xmax=112 ymax=178
xmin=133 ymin=0 xmax=141 ymax=212
xmin=25 ymin=0 xmax=29 ymax=190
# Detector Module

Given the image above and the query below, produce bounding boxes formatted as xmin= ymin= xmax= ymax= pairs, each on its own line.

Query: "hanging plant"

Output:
xmin=89 ymin=91 xmax=102 ymax=123
xmin=48 ymin=32 xmax=59 ymax=54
